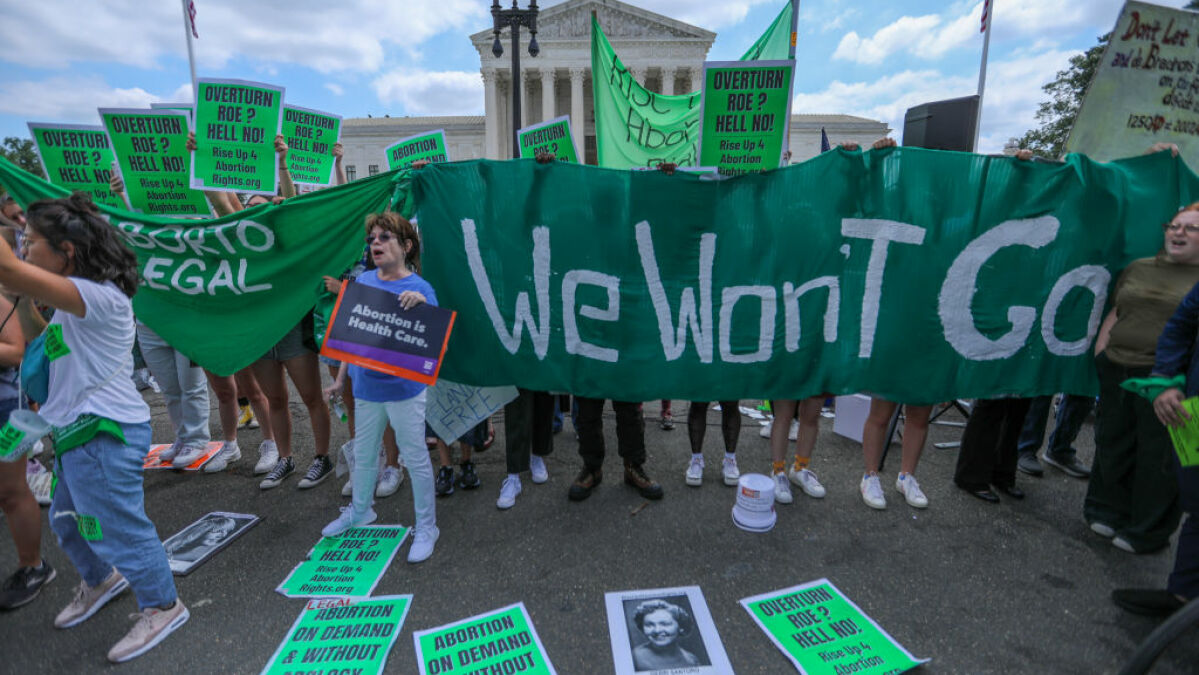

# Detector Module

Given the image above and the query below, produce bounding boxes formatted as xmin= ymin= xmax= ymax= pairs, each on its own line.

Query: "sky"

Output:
xmin=0 ymin=0 xmax=1192 ymax=154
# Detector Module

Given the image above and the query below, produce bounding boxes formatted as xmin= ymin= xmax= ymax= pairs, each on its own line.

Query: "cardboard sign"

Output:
xmin=163 ymin=511 xmax=261 ymax=575
xmin=518 ymin=116 xmax=578 ymax=162
xmin=385 ymin=130 xmax=448 ymax=170
xmin=190 ymin=78 xmax=285 ymax=195
xmin=143 ymin=441 xmax=223 ymax=470
xmin=261 ymin=595 xmax=412 ymax=675
xmin=320 ymin=281 xmax=455 ymax=386
xmin=425 ymin=380 xmax=518 ymax=444
xmin=100 ymin=107 xmax=211 ymax=216
xmin=277 ymin=525 xmax=409 ymax=598
xmin=282 ymin=104 xmax=342 ymax=188
xmin=604 ymin=585 xmax=732 ymax=674
xmin=27 ymin=122 xmax=123 ymax=207
xmin=414 ymin=602 xmax=557 ymax=675
xmin=697 ymin=60 xmax=794 ymax=176
xmin=740 ymin=579 xmax=928 ymax=674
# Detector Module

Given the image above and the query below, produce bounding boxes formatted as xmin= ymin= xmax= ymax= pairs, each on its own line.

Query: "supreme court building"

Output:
xmin=339 ymin=0 xmax=889 ymax=179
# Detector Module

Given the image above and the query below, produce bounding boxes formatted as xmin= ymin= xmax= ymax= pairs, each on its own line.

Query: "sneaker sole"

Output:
xmin=530 ymin=473 xmax=549 ymax=484
xmin=297 ymin=472 xmax=333 ymax=489
xmin=322 ymin=512 xmax=379 ymax=538
xmin=685 ymin=473 xmax=703 ymax=487
xmin=203 ymin=451 xmax=241 ymax=474
xmin=57 ymin=576 xmax=130 ymax=629
xmin=108 ymin=606 xmax=190 ymax=663
xmin=861 ymin=495 xmax=887 ymax=510
xmin=1089 ymin=521 xmax=1116 ymax=538
xmin=1042 ymin=456 xmax=1087 ymax=478
xmin=375 ymin=484 xmax=401 ymax=498
xmin=1 ymin=567 xmax=56 ymax=609
xmin=259 ymin=472 xmax=293 ymax=490
xmin=722 ymin=474 xmax=740 ymax=487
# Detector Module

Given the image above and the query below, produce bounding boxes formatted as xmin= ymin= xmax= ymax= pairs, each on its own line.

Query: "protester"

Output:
xmin=499 ymin=388 xmax=553 ymax=509
xmin=955 ymin=398 xmax=1033 ymax=503
xmin=684 ymin=400 xmax=741 ymax=488
xmin=570 ymin=397 xmax=663 ymax=502
xmin=321 ymin=211 xmax=438 ymax=563
xmin=432 ymin=427 xmax=483 ymax=497
xmin=1086 ymin=197 xmax=1199 ymax=554
xmin=769 ymin=397 xmax=826 ymax=503
xmin=0 ymin=192 xmax=186 ymax=662
xmin=1016 ymin=394 xmax=1094 ymax=477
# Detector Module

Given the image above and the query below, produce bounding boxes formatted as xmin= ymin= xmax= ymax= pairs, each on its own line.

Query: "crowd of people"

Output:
xmin=0 ymin=138 xmax=1194 ymax=664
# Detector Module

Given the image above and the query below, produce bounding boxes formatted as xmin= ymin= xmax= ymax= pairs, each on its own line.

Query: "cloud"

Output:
xmin=540 ymin=0 xmax=779 ymax=30
xmin=834 ymin=15 xmax=942 ymax=64
xmin=0 ymin=76 xmax=190 ymax=123
xmin=325 ymin=83 xmax=345 ymax=96
xmin=372 ymin=69 xmax=483 ymax=116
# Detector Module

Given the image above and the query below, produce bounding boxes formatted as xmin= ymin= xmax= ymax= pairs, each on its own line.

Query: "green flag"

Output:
xmin=740 ymin=1 xmax=795 ymax=61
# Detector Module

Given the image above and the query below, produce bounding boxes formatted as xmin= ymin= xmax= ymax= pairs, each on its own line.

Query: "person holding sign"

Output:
xmin=321 ymin=212 xmax=439 ymax=564
xmin=0 ymin=193 xmax=187 ymax=662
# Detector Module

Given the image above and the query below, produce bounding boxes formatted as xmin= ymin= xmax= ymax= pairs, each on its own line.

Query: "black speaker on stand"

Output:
xmin=902 ymin=95 xmax=980 ymax=152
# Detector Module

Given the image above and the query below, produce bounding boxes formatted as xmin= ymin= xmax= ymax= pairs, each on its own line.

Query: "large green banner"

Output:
xmin=0 ymin=155 xmax=400 ymax=376
xmin=282 ymin=104 xmax=342 ymax=188
xmin=386 ymin=130 xmax=448 ymax=171
xmin=518 ymin=115 xmax=577 ymax=162
xmin=191 ymin=78 xmax=285 ymax=195
xmin=100 ymin=108 xmax=211 ymax=217
xmin=27 ymin=123 xmax=123 ymax=208
xmin=699 ymin=60 xmax=794 ymax=176
xmin=408 ymin=148 xmax=1197 ymax=402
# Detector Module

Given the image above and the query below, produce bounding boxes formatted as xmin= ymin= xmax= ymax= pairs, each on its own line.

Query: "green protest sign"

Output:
xmin=1067 ymin=1 xmax=1199 ymax=162
xmin=150 ymin=102 xmax=194 ymax=123
xmin=518 ymin=116 xmax=577 ymax=162
xmin=386 ymin=130 xmax=448 ymax=171
xmin=190 ymin=78 xmax=285 ymax=195
xmin=414 ymin=602 xmax=557 ymax=675
xmin=277 ymin=525 xmax=409 ymax=598
xmin=100 ymin=108 xmax=211 ymax=217
xmin=261 ymin=595 xmax=412 ymax=675
xmin=741 ymin=579 xmax=928 ymax=674
xmin=1166 ymin=397 xmax=1199 ymax=467
xmin=699 ymin=60 xmax=794 ymax=176
xmin=27 ymin=123 xmax=122 ymax=208
xmin=282 ymin=104 xmax=342 ymax=188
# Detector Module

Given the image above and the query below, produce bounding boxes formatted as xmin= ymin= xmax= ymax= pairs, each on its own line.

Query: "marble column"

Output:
xmin=689 ymin=67 xmax=702 ymax=95
xmin=482 ymin=68 xmax=498 ymax=159
xmin=540 ymin=68 xmax=556 ymax=123
xmin=661 ymin=67 xmax=676 ymax=96
xmin=522 ymin=69 xmax=534 ymax=129
xmin=570 ymin=67 xmax=585 ymax=161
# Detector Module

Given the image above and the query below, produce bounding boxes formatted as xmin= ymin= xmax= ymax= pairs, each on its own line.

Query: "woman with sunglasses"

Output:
xmin=1086 ymin=200 xmax=1199 ymax=554
xmin=321 ymin=212 xmax=439 ymax=563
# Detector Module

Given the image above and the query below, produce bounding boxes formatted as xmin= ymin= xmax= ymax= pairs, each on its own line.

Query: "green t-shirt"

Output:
xmin=1106 ymin=257 xmax=1199 ymax=367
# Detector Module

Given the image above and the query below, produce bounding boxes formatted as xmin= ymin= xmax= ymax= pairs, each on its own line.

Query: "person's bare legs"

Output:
xmin=769 ymin=399 xmax=799 ymax=469
xmin=794 ymin=397 xmax=823 ymax=462
xmin=862 ymin=398 xmax=898 ymax=474
xmin=252 ymin=360 xmax=292 ymax=457
xmin=282 ymin=353 xmax=330 ymax=457
xmin=235 ymin=367 xmax=274 ymax=441
xmin=899 ymin=405 xmax=933 ymax=476
xmin=204 ymin=372 xmax=239 ymax=443
xmin=0 ymin=460 xmax=41 ymax=568
xmin=384 ymin=428 xmax=399 ymax=469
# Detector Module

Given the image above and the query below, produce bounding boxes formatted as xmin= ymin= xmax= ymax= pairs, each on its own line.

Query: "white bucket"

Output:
xmin=732 ymin=473 xmax=777 ymax=532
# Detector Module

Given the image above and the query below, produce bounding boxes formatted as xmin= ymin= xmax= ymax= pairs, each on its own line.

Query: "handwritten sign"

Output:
xmin=1067 ymin=1 xmax=1199 ymax=161
xmin=385 ymin=130 xmax=448 ymax=171
xmin=698 ymin=60 xmax=794 ymax=176
xmin=518 ymin=116 xmax=578 ymax=162
xmin=190 ymin=78 xmax=285 ymax=195
xmin=27 ymin=123 xmax=122 ymax=208
xmin=100 ymin=108 xmax=211 ymax=216
xmin=282 ymin=105 xmax=341 ymax=188
xmin=425 ymin=380 xmax=518 ymax=444
xmin=261 ymin=596 xmax=412 ymax=675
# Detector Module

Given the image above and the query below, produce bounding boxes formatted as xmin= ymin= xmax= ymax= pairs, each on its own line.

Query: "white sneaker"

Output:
xmin=860 ymin=474 xmax=886 ymax=510
xmin=321 ymin=506 xmax=377 ymax=538
xmin=375 ymin=466 xmax=403 ymax=497
xmin=54 ymin=569 xmax=129 ymax=628
xmin=529 ymin=455 xmax=549 ymax=484
xmin=202 ymin=441 xmax=240 ymax=473
xmin=788 ymin=420 xmax=799 ymax=441
xmin=171 ymin=445 xmax=208 ymax=469
xmin=407 ymin=526 xmax=439 ymax=563
xmin=497 ymin=475 xmax=522 ymax=509
xmin=721 ymin=456 xmax=740 ymax=486
xmin=684 ymin=455 xmax=704 ymax=486
xmin=1089 ymin=521 xmax=1116 ymax=538
xmin=106 ymin=599 xmax=188 ymax=663
xmin=254 ymin=440 xmax=279 ymax=475
xmin=773 ymin=472 xmax=793 ymax=504
xmin=158 ymin=443 xmax=181 ymax=463
xmin=759 ymin=421 xmax=772 ymax=438
xmin=895 ymin=473 xmax=928 ymax=509
xmin=789 ymin=467 xmax=826 ymax=498
xmin=341 ymin=478 xmax=354 ymax=496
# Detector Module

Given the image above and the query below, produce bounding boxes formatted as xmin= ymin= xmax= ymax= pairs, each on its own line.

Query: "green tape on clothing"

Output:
xmin=77 ymin=514 xmax=102 ymax=541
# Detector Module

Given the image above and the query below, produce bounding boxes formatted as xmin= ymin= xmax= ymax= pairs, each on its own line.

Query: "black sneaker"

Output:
xmin=0 ymin=561 xmax=56 ymax=610
xmin=435 ymin=466 xmax=455 ymax=497
xmin=298 ymin=455 xmax=334 ymax=489
xmin=1042 ymin=453 xmax=1090 ymax=479
xmin=259 ymin=456 xmax=295 ymax=490
xmin=457 ymin=461 xmax=480 ymax=490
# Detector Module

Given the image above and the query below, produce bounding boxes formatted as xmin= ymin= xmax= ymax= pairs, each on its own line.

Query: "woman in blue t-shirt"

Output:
xmin=322 ymin=211 xmax=439 ymax=563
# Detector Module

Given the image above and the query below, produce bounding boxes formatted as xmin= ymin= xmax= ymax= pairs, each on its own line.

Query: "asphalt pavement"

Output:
xmin=2 ymin=391 xmax=1197 ymax=674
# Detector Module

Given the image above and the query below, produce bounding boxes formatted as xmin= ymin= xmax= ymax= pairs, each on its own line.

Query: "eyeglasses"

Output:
xmin=1164 ymin=222 xmax=1199 ymax=234
xmin=365 ymin=232 xmax=395 ymax=244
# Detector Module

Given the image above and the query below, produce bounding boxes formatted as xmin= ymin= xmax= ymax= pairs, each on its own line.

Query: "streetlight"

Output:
xmin=491 ymin=0 xmax=539 ymax=159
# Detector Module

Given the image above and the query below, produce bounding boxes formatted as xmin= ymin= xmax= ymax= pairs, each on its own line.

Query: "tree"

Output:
xmin=1016 ymin=34 xmax=1109 ymax=158
xmin=0 ymin=136 xmax=43 ymax=177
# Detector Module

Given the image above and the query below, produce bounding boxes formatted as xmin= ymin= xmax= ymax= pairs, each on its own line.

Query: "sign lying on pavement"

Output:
xmin=414 ymin=602 xmax=557 ymax=675
xmin=261 ymin=595 xmax=412 ymax=675
xmin=277 ymin=525 xmax=409 ymax=598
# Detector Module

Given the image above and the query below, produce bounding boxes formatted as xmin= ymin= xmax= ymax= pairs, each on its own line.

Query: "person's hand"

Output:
xmin=1154 ymin=387 xmax=1190 ymax=427
xmin=274 ymin=135 xmax=288 ymax=165
xmin=186 ymin=131 xmax=197 ymax=153
xmin=108 ymin=162 xmax=125 ymax=194
xmin=534 ymin=151 xmax=556 ymax=164
xmin=1147 ymin=142 xmax=1180 ymax=157
xmin=322 ymin=275 xmax=342 ymax=294
xmin=270 ymin=195 xmax=284 ymax=205
xmin=656 ymin=162 xmax=677 ymax=175
xmin=333 ymin=142 xmax=344 ymax=164
xmin=410 ymin=159 xmax=430 ymax=170
xmin=398 ymin=290 xmax=425 ymax=310
xmin=1015 ymin=149 xmax=1034 ymax=161
xmin=838 ymin=142 xmax=860 ymax=151
xmin=871 ymin=137 xmax=897 ymax=150
xmin=322 ymin=379 xmax=344 ymax=401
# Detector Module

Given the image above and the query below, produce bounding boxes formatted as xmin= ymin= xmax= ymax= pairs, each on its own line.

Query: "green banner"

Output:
xmin=262 ymin=596 xmax=412 ymax=675
xmin=699 ymin=61 xmax=794 ymax=176
xmin=741 ymin=1 xmax=795 ymax=61
xmin=386 ymin=130 xmax=448 ymax=171
xmin=191 ymin=78 xmax=285 ymax=195
xmin=407 ymin=147 xmax=1197 ymax=403
xmin=277 ymin=525 xmax=409 ymax=598
xmin=1166 ymin=397 xmax=1199 ymax=467
xmin=0 ymin=155 xmax=401 ymax=376
xmin=741 ymin=580 xmax=927 ymax=674
xmin=100 ymin=108 xmax=211 ymax=217
xmin=282 ymin=104 xmax=342 ymax=188
xmin=413 ymin=603 xmax=557 ymax=675
xmin=518 ymin=115 xmax=578 ymax=162
xmin=27 ymin=123 xmax=123 ymax=208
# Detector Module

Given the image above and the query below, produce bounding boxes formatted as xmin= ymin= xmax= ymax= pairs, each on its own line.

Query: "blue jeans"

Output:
xmin=136 ymin=324 xmax=210 ymax=449
xmin=50 ymin=421 xmax=177 ymax=609
xmin=1017 ymin=394 xmax=1094 ymax=461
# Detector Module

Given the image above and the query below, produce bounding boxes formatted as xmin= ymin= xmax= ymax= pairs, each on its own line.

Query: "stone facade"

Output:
xmin=341 ymin=0 xmax=889 ymax=177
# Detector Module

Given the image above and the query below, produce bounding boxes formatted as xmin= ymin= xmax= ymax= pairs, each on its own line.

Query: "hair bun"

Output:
xmin=65 ymin=191 xmax=98 ymax=215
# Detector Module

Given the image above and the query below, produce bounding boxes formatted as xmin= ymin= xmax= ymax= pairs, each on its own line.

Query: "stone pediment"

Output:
xmin=470 ymin=0 xmax=716 ymax=43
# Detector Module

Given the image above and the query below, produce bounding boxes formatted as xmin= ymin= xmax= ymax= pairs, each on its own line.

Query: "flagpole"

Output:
xmin=974 ymin=0 xmax=993 ymax=151
xmin=788 ymin=0 xmax=800 ymax=59
xmin=180 ymin=0 xmax=198 ymax=93
xmin=784 ymin=0 xmax=800 ymax=162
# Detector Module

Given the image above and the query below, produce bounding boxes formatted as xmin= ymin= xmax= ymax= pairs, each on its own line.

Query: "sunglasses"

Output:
xmin=365 ymin=232 xmax=395 ymax=244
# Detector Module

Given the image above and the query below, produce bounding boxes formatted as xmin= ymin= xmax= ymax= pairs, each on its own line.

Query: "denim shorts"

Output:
xmin=257 ymin=324 xmax=312 ymax=363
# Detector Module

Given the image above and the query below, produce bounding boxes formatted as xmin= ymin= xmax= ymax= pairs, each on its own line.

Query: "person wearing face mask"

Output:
xmin=631 ymin=599 xmax=700 ymax=670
